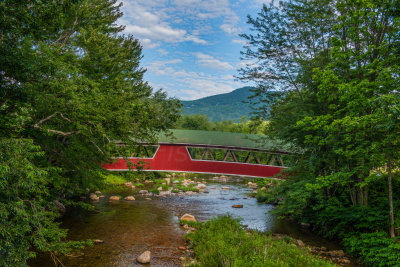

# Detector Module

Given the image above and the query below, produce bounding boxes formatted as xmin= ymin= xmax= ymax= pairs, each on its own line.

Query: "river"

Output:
xmin=30 ymin=176 xmax=355 ymax=266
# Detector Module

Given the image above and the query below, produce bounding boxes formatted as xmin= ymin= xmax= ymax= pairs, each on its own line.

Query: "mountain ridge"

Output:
xmin=181 ymin=87 xmax=255 ymax=122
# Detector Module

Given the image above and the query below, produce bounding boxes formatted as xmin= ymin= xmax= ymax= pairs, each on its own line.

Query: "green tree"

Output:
xmin=0 ymin=0 xmax=180 ymax=264
xmin=0 ymin=139 xmax=91 ymax=266
xmin=239 ymin=0 xmax=400 ymax=263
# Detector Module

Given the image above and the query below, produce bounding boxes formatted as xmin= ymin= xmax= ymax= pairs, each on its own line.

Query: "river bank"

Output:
xmin=29 ymin=174 xmax=357 ymax=266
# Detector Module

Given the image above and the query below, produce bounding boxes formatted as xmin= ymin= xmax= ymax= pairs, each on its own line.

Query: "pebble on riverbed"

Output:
xmin=137 ymin=251 xmax=151 ymax=264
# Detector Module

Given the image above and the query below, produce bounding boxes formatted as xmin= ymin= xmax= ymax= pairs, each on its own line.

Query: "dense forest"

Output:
xmin=239 ymin=0 xmax=400 ymax=265
xmin=0 ymin=1 xmax=180 ymax=265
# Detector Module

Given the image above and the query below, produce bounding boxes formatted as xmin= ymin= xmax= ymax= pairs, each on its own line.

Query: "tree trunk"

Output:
xmin=388 ymin=155 xmax=396 ymax=238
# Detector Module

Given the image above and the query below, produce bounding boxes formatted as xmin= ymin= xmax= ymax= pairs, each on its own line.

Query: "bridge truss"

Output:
xmin=102 ymin=143 xmax=294 ymax=178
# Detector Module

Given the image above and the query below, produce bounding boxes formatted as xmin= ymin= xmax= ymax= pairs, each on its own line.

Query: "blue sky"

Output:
xmin=118 ymin=0 xmax=266 ymax=100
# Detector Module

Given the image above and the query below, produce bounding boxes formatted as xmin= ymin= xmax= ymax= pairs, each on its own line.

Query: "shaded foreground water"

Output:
xmin=30 ymin=177 xmax=351 ymax=266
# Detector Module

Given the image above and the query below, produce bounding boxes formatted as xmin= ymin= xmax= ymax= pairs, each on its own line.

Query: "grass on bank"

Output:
xmin=186 ymin=216 xmax=335 ymax=267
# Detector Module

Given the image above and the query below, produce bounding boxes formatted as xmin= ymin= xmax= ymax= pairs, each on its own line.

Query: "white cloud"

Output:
xmin=157 ymin=49 xmax=169 ymax=55
xmin=220 ymin=23 xmax=237 ymax=35
xmin=232 ymin=39 xmax=247 ymax=45
xmin=139 ymin=38 xmax=160 ymax=49
xmin=145 ymin=61 xmax=242 ymax=100
xmin=194 ymin=52 xmax=234 ymax=70
xmin=119 ymin=0 xmax=208 ymax=49
xmin=180 ymin=82 xmax=234 ymax=100
xmin=147 ymin=59 xmax=182 ymax=75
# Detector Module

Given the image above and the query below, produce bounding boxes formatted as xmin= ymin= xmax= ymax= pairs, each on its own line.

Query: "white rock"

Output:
xmin=197 ymin=184 xmax=207 ymax=189
xmin=180 ymin=214 xmax=197 ymax=222
xmin=137 ymin=251 xmax=151 ymax=264
xmin=90 ymin=193 xmax=99 ymax=201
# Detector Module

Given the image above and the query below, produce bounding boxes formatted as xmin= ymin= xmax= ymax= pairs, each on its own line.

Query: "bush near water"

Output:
xmin=187 ymin=216 xmax=334 ymax=267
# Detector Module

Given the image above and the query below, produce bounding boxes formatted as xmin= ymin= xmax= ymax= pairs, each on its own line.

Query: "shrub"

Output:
xmin=343 ymin=232 xmax=400 ymax=267
xmin=148 ymin=188 xmax=160 ymax=195
xmin=189 ymin=216 xmax=334 ymax=267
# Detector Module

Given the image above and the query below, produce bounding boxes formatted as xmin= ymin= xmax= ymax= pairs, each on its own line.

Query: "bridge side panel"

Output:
xmin=102 ymin=144 xmax=283 ymax=178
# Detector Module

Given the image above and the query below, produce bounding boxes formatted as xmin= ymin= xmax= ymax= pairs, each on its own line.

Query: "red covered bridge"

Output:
xmin=102 ymin=129 xmax=295 ymax=178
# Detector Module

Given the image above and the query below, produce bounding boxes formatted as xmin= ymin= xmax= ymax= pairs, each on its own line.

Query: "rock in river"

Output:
xmin=180 ymin=214 xmax=197 ymax=222
xmin=232 ymin=205 xmax=243 ymax=208
xmin=137 ymin=250 xmax=151 ymax=264
xmin=124 ymin=196 xmax=135 ymax=201
xmin=197 ymin=183 xmax=206 ymax=189
xmin=90 ymin=193 xmax=99 ymax=201
xmin=109 ymin=196 xmax=120 ymax=201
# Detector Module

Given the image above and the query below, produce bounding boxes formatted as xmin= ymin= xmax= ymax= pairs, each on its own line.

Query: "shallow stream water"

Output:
xmin=30 ymin=177 xmax=351 ymax=266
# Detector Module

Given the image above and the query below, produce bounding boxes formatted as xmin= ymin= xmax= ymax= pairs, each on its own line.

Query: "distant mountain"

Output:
xmin=181 ymin=87 xmax=256 ymax=122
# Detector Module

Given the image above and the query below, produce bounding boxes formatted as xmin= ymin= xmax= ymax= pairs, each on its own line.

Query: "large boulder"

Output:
xmin=137 ymin=250 xmax=151 ymax=264
xmin=180 ymin=214 xmax=197 ymax=222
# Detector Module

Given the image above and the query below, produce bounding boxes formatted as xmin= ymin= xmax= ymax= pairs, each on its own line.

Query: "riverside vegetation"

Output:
xmin=237 ymin=1 xmax=400 ymax=265
xmin=184 ymin=216 xmax=335 ymax=267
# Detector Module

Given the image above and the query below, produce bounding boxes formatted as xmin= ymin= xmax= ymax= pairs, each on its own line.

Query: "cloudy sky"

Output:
xmin=118 ymin=0 xmax=266 ymax=100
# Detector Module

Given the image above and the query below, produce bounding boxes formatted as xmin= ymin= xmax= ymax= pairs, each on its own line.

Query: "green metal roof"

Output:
xmin=158 ymin=129 xmax=291 ymax=153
